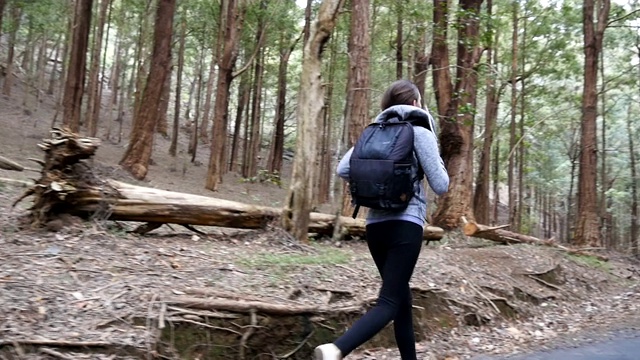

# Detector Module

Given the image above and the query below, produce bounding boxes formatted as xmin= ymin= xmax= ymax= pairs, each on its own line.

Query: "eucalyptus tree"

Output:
xmin=120 ymin=0 xmax=175 ymax=179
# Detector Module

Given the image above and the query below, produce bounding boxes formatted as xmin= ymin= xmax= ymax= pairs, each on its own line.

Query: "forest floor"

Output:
xmin=2 ymin=85 xmax=640 ymax=359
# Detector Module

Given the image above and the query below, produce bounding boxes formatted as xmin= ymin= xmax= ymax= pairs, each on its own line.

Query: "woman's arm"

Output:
xmin=336 ymin=147 xmax=354 ymax=180
xmin=413 ymin=127 xmax=449 ymax=195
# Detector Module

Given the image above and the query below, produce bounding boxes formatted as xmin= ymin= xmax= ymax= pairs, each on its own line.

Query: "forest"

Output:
xmin=0 ymin=0 xmax=639 ymax=249
xmin=4 ymin=0 xmax=640 ymax=359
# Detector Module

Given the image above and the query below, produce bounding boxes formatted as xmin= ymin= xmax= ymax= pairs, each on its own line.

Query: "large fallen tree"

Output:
xmin=9 ymin=128 xmax=444 ymax=240
xmin=461 ymin=217 xmax=608 ymax=261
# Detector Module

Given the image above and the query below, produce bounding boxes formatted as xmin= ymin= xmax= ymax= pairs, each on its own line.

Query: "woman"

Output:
xmin=315 ymin=80 xmax=449 ymax=360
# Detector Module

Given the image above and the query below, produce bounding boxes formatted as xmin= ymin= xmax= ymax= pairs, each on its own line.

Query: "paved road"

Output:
xmin=473 ymin=333 xmax=640 ymax=360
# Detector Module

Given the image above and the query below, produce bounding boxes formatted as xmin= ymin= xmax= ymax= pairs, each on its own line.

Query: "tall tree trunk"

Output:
xmin=47 ymin=36 xmax=62 ymax=95
xmin=431 ymin=0 xmax=484 ymax=229
xmin=395 ymin=1 xmax=403 ymax=79
xmin=0 ymin=0 xmax=6 ymax=38
xmin=474 ymin=0 xmax=497 ymax=225
xmin=131 ymin=4 xmax=152 ymax=128
xmin=245 ymin=3 xmax=268 ymax=178
xmin=566 ymin=135 xmax=580 ymax=241
xmin=115 ymin=64 xmax=127 ymax=144
xmin=627 ymin=106 xmax=638 ymax=256
xmin=241 ymin=68 xmax=252 ymax=177
xmin=52 ymin=0 xmax=74 ymax=126
xmin=267 ymin=34 xmax=298 ymax=175
xmin=247 ymin=46 xmax=265 ymax=178
xmin=184 ymin=76 xmax=196 ymax=123
xmin=508 ymin=1 xmax=519 ymax=233
xmin=205 ymin=0 xmax=245 ymax=191
xmin=98 ymin=0 xmax=112 ymax=122
xmin=282 ymin=0 xmax=345 ymax=242
xmin=598 ymin=44 xmax=610 ymax=245
xmin=20 ymin=17 xmax=34 ymax=74
xmin=109 ymin=39 xmax=121 ymax=108
xmin=2 ymin=5 xmax=21 ymax=97
xmin=412 ymin=23 xmax=429 ymax=100
xmin=62 ymin=0 xmax=93 ymax=132
xmin=431 ymin=0 xmax=452 ymax=126
xmin=170 ymin=14 xmax=186 ymax=157
xmin=340 ymin=0 xmax=370 ymax=216
xmin=106 ymin=36 xmax=123 ymax=141
xmin=32 ymin=34 xmax=48 ymax=113
xmin=126 ymin=35 xmax=140 ymax=124
xmin=318 ymin=34 xmax=338 ymax=205
xmin=156 ymin=64 xmax=172 ymax=137
xmin=230 ymin=70 xmax=249 ymax=172
xmin=120 ymin=0 xmax=175 ymax=180
xmin=632 ymin=41 xmax=640 ymax=255
xmin=303 ymin=0 xmax=313 ymax=45
xmin=318 ymin=90 xmax=332 ymax=204
xmin=516 ymin=11 xmax=527 ymax=233
xmin=574 ymin=0 xmax=610 ymax=247
xmin=199 ymin=47 xmax=218 ymax=144
xmin=492 ymin=137 xmax=500 ymax=225
xmin=189 ymin=48 xmax=205 ymax=159
xmin=86 ymin=0 xmax=111 ymax=137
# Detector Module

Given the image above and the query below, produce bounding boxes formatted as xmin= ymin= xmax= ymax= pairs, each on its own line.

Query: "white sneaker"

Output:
xmin=314 ymin=343 xmax=342 ymax=360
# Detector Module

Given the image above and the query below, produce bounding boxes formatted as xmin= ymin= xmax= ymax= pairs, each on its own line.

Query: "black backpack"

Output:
xmin=348 ymin=114 xmax=428 ymax=218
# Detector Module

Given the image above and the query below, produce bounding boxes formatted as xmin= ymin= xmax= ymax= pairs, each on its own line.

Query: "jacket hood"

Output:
xmin=373 ymin=104 xmax=437 ymax=133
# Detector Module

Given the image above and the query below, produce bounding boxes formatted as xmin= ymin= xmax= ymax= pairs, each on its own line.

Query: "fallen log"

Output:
xmin=461 ymin=217 xmax=608 ymax=261
xmin=14 ymin=128 xmax=444 ymax=241
xmin=34 ymin=179 xmax=443 ymax=240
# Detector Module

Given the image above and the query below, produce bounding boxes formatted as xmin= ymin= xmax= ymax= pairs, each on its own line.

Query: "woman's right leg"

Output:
xmin=393 ymin=284 xmax=417 ymax=359
xmin=333 ymin=221 xmax=423 ymax=358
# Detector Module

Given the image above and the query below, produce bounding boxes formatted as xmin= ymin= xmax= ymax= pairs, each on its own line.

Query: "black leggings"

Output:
xmin=334 ymin=220 xmax=423 ymax=359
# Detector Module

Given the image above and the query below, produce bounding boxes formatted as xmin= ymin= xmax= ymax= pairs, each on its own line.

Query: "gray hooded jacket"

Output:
xmin=337 ymin=105 xmax=449 ymax=227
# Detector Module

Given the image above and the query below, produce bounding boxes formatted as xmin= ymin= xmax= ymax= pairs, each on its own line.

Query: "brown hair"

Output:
xmin=380 ymin=79 xmax=420 ymax=111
